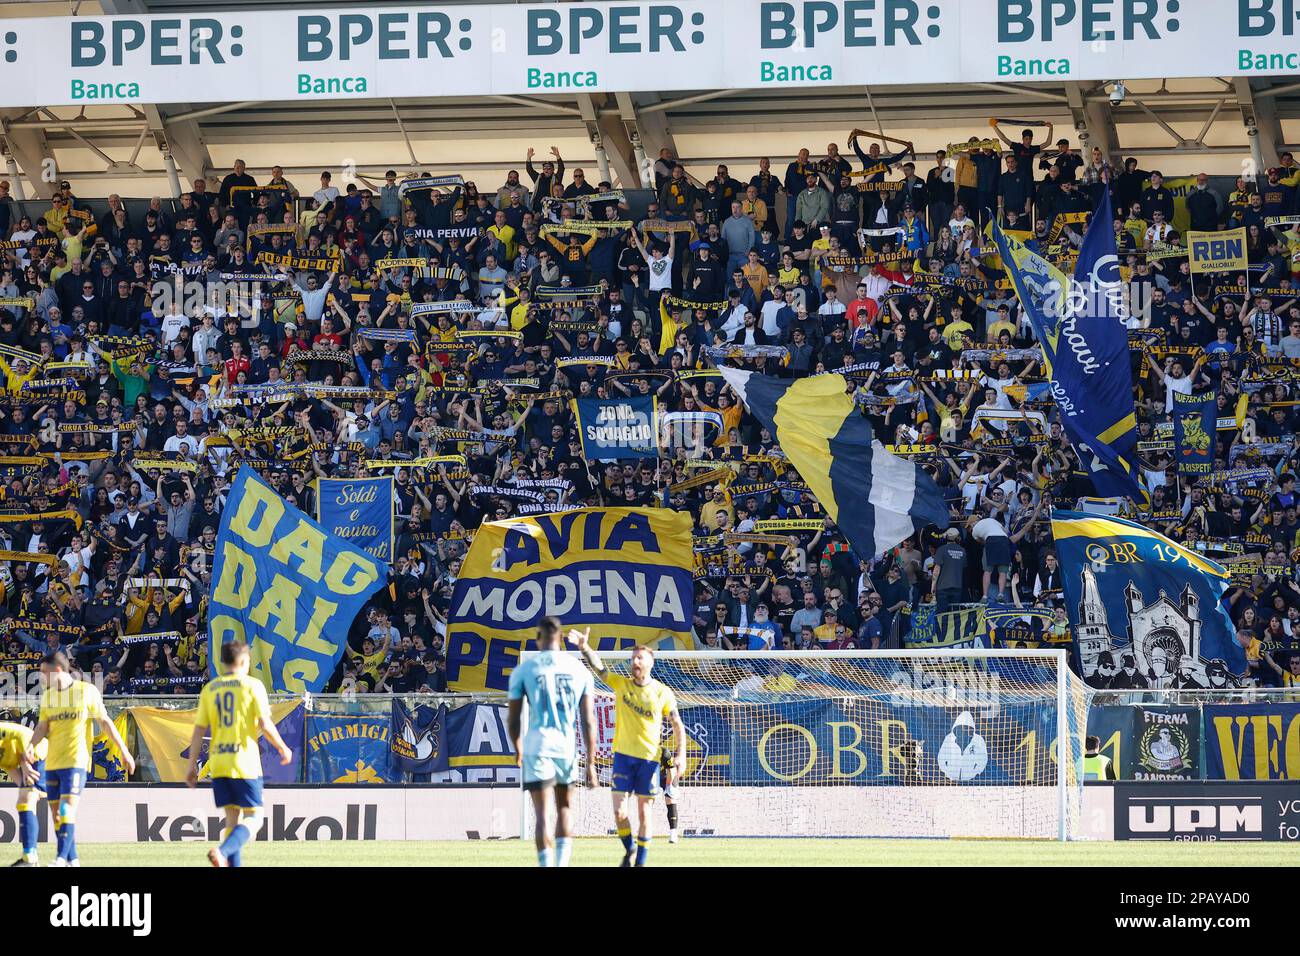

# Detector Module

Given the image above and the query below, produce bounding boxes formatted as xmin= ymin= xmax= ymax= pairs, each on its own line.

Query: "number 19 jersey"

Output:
xmin=508 ymin=652 xmax=593 ymax=761
xmin=194 ymin=674 xmax=272 ymax=780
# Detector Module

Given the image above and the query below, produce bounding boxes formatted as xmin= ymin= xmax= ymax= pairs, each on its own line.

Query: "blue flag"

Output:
xmin=1172 ymin=390 xmax=1215 ymax=477
xmin=390 ymin=700 xmax=449 ymax=776
xmin=994 ymin=191 xmax=1141 ymax=500
xmin=209 ymin=467 xmax=387 ymax=693
xmin=317 ymin=476 xmax=395 ymax=563
xmin=1052 ymin=510 xmax=1246 ymax=689
xmin=572 ymin=395 xmax=659 ymax=459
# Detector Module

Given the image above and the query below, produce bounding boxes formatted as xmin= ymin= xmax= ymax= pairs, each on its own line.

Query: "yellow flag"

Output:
xmin=90 ymin=711 xmax=131 ymax=781
xmin=132 ymin=700 xmax=300 ymax=782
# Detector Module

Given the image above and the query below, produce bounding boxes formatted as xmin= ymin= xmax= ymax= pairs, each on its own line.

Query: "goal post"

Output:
xmin=519 ymin=648 xmax=1093 ymax=841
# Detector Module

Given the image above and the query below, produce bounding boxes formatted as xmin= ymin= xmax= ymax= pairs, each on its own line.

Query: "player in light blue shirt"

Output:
xmin=507 ymin=616 xmax=597 ymax=867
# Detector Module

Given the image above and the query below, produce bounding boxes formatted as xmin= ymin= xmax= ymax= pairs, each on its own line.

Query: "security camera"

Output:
xmin=1109 ymin=82 xmax=1127 ymax=105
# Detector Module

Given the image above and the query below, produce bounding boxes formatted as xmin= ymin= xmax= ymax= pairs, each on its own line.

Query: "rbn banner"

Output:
xmin=1189 ymin=228 xmax=1248 ymax=274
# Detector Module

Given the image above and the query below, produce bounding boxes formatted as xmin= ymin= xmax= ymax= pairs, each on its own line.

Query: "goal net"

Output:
xmin=521 ymin=649 xmax=1093 ymax=841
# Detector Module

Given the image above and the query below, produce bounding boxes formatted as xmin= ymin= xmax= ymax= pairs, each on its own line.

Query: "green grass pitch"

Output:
xmin=49 ymin=839 xmax=1300 ymax=867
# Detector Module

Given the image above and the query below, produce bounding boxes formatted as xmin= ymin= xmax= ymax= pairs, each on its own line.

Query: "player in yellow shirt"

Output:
xmin=573 ymin=629 xmax=684 ymax=867
xmin=185 ymin=640 xmax=293 ymax=868
xmin=0 ymin=714 xmax=47 ymax=866
xmin=30 ymin=651 xmax=135 ymax=866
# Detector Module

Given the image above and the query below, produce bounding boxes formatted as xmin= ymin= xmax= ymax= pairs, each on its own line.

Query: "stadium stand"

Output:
xmin=0 ymin=136 xmax=1297 ymax=703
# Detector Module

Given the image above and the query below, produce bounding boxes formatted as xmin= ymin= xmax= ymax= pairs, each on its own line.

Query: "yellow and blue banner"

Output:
xmin=572 ymin=395 xmax=659 ymax=460
xmin=1204 ymin=704 xmax=1300 ymax=780
xmin=903 ymin=604 xmax=987 ymax=649
xmin=389 ymin=700 xmax=449 ymax=776
xmin=208 ymin=467 xmax=387 ymax=693
xmin=90 ymin=711 xmax=130 ymax=781
xmin=1189 ymin=227 xmax=1248 ymax=274
xmin=1172 ymin=390 xmax=1215 ymax=476
xmin=985 ymin=603 xmax=1058 ymax=648
xmin=304 ymin=713 xmax=401 ymax=783
xmin=1052 ymin=510 xmax=1245 ymax=688
xmin=435 ymin=703 xmax=518 ymax=783
xmin=717 ymin=366 xmax=948 ymax=558
xmin=993 ymin=190 xmax=1141 ymax=501
xmin=444 ymin=507 xmax=695 ymax=692
xmin=131 ymin=700 xmax=304 ymax=783
xmin=317 ymin=476 xmax=395 ymax=564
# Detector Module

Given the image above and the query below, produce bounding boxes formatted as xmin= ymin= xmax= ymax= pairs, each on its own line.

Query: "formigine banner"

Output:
xmin=0 ymin=1 xmax=1296 ymax=107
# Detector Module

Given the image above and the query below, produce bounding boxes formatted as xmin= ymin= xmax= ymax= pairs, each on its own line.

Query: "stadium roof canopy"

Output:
xmin=2 ymin=0 xmax=1298 ymax=198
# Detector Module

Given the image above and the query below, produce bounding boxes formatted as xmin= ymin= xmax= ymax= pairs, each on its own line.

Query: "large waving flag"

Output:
xmin=718 ymin=367 xmax=949 ymax=558
xmin=1052 ymin=510 xmax=1245 ymax=689
xmin=209 ymin=467 xmax=387 ymax=693
xmin=993 ymin=191 xmax=1141 ymax=501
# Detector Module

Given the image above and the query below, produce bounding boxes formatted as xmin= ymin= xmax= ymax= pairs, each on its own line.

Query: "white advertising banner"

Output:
xmin=0 ymin=783 xmax=1117 ymax=842
xmin=0 ymin=785 xmax=522 ymax=843
xmin=0 ymin=1 xmax=1296 ymax=108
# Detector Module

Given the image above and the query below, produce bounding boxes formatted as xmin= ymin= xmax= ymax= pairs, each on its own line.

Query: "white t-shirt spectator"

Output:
xmin=1145 ymin=222 xmax=1173 ymax=246
xmin=971 ymin=517 xmax=1010 ymax=543
xmin=646 ymin=254 xmax=673 ymax=292
xmin=760 ymin=299 xmax=786 ymax=337
xmin=1163 ymin=372 xmax=1193 ymax=412
xmin=313 ymin=185 xmax=340 ymax=206
xmin=160 ymin=311 xmax=190 ymax=346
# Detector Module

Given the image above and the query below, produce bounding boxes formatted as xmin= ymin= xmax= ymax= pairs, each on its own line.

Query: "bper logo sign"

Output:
xmin=1128 ymin=802 xmax=1262 ymax=837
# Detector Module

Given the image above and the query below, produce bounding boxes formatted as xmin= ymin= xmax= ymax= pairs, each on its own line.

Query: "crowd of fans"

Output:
xmin=0 ymin=122 xmax=1298 ymax=697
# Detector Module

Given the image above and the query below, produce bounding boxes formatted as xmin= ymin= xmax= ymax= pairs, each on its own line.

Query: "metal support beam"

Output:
xmin=575 ymin=94 xmax=609 ymax=185
xmin=971 ymin=82 xmax=1071 ymax=104
xmin=1234 ymin=77 xmax=1281 ymax=177
xmin=145 ymin=104 xmax=215 ymax=192
xmin=1131 ymin=98 xmax=1192 ymax=149
xmin=620 ymin=92 xmax=679 ymax=187
xmin=640 ymin=89 xmax=740 ymax=114
xmin=1192 ymin=97 xmax=1227 ymax=148
xmin=166 ymin=101 xmax=261 ymax=124
xmin=486 ymin=95 xmax=583 ymax=118
xmin=578 ymin=93 xmax=639 ymax=188
xmin=0 ymin=109 xmax=55 ymax=199
xmin=613 ymin=92 xmax=652 ymax=188
xmin=101 ymin=0 xmax=215 ymax=191
xmin=1066 ymin=82 xmax=1118 ymax=162
xmin=1253 ymin=80 xmax=1300 ymax=100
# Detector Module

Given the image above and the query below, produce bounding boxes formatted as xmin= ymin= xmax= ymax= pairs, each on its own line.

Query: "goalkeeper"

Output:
xmin=660 ymin=737 xmax=681 ymax=845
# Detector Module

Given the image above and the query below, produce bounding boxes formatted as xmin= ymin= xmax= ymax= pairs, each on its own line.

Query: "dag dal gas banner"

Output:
xmin=444 ymin=507 xmax=695 ymax=693
xmin=0 ymin=1 xmax=1297 ymax=107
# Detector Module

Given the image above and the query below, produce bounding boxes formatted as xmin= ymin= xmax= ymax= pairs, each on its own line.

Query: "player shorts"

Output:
xmin=521 ymin=753 xmax=578 ymax=790
xmin=212 ymin=777 xmax=264 ymax=810
xmin=611 ymin=752 xmax=661 ymax=797
xmin=3 ymin=758 xmax=45 ymax=795
xmin=45 ymin=767 xmax=86 ymax=803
